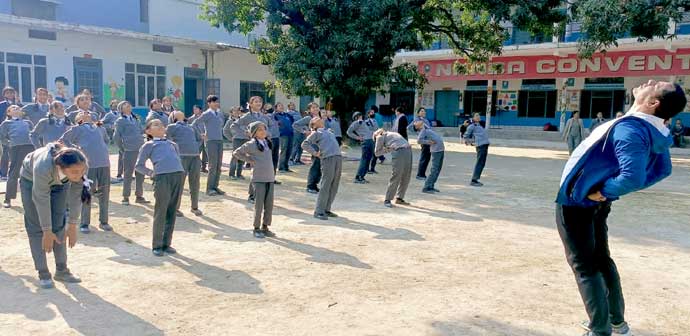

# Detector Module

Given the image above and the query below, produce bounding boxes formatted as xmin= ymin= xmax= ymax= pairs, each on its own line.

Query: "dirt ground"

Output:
xmin=1 ymin=139 xmax=689 ymax=336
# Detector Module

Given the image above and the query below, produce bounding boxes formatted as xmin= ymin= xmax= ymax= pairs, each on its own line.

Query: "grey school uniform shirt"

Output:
xmin=292 ymin=115 xmax=313 ymax=135
xmin=0 ymin=118 xmax=34 ymax=146
xmin=232 ymin=139 xmax=275 ymax=183
xmin=22 ymin=102 xmax=50 ymax=125
xmin=417 ymin=127 xmax=445 ymax=152
xmin=31 ymin=116 xmax=70 ymax=147
xmin=146 ymin=110 xmax=170 ymax=127
xmin=20 ymin=144 xmax=85 ymax=230
xmin=113 ymin=115 xmax=145 ymax=152
xmin=231 ymin=111 xmax=265 ymax=140
xmin=325 ymin=117 xmax=342 ymax=137
xmin=192 ymin=109 xmax=225 ymax=141
xmin=101 ymin=110 xmax=120 ymax=130
xmin=166 ymin=121 xmax=202 ymax=156
xmin=375 ymin=132 xmax=410 ymax=157
xmin=302 ymin=128 xmax=341 ymax=159
xmin=266 ymin=113 xmax=281 ymax=139
xmin=346 ymin=119 xmax=376 ymax=141
xmin=135 ymin=138 xmax=184 ymax=177
xmin=464 ymin=123 xmax=490 ymax=146
xmin=66 ymin=102 xmax=106 ymax=119
xmin=60 ymin=123 xmax=110 ymax=168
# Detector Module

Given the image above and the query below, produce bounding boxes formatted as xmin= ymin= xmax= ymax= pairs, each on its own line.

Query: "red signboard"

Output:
xmin=419 ymin=48 xmax=690 ymax=81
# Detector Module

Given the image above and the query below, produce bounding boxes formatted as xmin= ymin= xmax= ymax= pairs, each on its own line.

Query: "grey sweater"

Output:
xmin=292 ymin=115 xmax=312 ymax=134
xmin=464 ymin=123 xmax=490 ymax=146
xmin=407 ymin=116 xmax=432 ymax=134
xmin=231 ymin=111 xmax=264 ymax=140
xmin=60 ymin=123 xmax=111 ymax=168
xmin=417 ymin=127 xmax=445 ymax=152
xmin=66 ymin=102 xmax=106 ymax=119
xmin=66 ymin=109 xmax=100 ymax=124
xmin=192 ymin=109 xmax=225 ymax=141
xmin=20 ymin=144 xmax=84 ymax=230
xmin=0 ymin=118 xmax=34 ymax=146
xmin=302 ymin=128 xmax=341 ymax=159
xmin=325 ymin=117 xmax=342 ymax=137
xmin=101 ymin=111 xmax=120 ymax=129
xmin=113 ymin=115 xmax=145 ymax=152
xmin=145 ymin=110 xmax=170 ymax=127
xmin=30 ymin=117 xmax=70 ymax=147
xmin=266 ymin=113 xmax=280 ymax=139
xmin=374 ymin=132 xmax=410 ymax=157
xmin=21 ymin=103 xmax=50 ymax=125
xmin=135 ymin=139 xmax=184 ymax=177
xmin=166 ymin=121 xmax=202 ymax=156
xmin=346 ymin=119 xmax=376 ymax=141
xmin=232 ymin=139 xmax=275 ymax=183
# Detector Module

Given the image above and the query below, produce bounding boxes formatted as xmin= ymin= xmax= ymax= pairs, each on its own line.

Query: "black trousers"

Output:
xmin=416 ymin=144 xmax=431 ymax=178
xmin=307 ymin=156 xmax=321 ymax=190
xmin=472 ymin=144 xmax=489 ymax=181
xmin=556 ymin=203 xmax=625 ymax=336
xmin=152 ymin=172 xmax=183 ymax=250
xmin=271 ymin=137 xmax=280 ymax=173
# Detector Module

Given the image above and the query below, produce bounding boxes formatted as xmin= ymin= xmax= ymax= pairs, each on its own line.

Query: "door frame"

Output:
xmin=73 ymin=57 xmax=103 ymax=105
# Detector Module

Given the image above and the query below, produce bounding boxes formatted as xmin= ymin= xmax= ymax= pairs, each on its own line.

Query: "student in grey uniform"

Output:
xmin=223 ymin=106 xmax=241 ymax=178
xmin=229 ymin=97 xmax=267 ymax=180
xmin=20 ymin=143 xmax=88 ymax=288
xmin=275 ymin=104 xmax=295 ymax=172
xmin=325 ymin=110 xmax=343 ymax=146
xmin=266 ymin=103 xmax=282 ymax=182
xmin=21 ymin=88 xmax=51 ymax=125
xmin=295 ymin=103 xmax=322 ymax=193
xmin=145 ymin=99 xmax=169 ymax=127
xmin=1 ymin=105 xmax=35 ymax=208
xmin=414 ymin=121 xmax=445 ymax=193
xmin=66 ymin=92 xmax=103 ymax=123
xmin=188 ymin=105 xmax=208 ymax=173
xmin=113 ymin=101 xmax=149 ymax=205
xmin=60 ymin=111 xmax=111 ymax=233
xmin=407 ymin=108 xmax=433 ymax=180
xmin=101 ymin=100 xmax=123 ymax=182
xmin=366 ymin=109 xmax=384 ymax=173
xmin=374 ymin=129 xmax=412 ymax=207
xmin=346 ymin=111 xmax=376 ymax=184
xmin=0 ymin=87 xmax=23 ymax=180
xmin=161 ymin=96 xmax=175 ymax=124
xmin=166 ymin=111 xmax=203 ymax=217
xmin=302 ymin=117 xmax=342 ymax=220
xmin=136 ymin=119 xmax=185 ymax=257
xmin=563 ymin=110 xmax=586 ymax=154
xmin=463 ymin=113 xmax=490 ymax=187
xmin=288 ymin=103 xmax=305 ymax=165
xmin=191 ymin=95 xmax=226 ymax=196
xmin=30 ymin=101 xmax=72 ymax=148
xmin=233 ymin=121 xmax=276 ymax=238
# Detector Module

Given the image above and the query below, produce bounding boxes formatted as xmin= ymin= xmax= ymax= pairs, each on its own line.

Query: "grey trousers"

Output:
xmin=122 ymin=150 xmax=144 ymax=198
xmin=291 ymin=133 xmax=305 ymax=162
xmin=20 ymin=178 xmax=69 ymax=280
xmin=252 ymin=182 xmax=274 ymax=229
xmin=279 ymin=135 xmax=293 ymax=170
xmin=81 ymin=166 xmax=110 ymax=226
xmin=5 ymin=144 xmax=35 ymax=201
xmin=152 ymin=172 xmax=183 ymax=249
xmin=178 ymin=156 xmax=201 ymax=210
xmin=386 ymin=147 xmax=412 ymax=201
xmin=117 ymin=150 xmax=123 ymax=177
xmin=229 ymin=139 xmax=247 ymax=178
xmin=556 ymin=203 xmax=625 ymax=336
xmin=205 ymin=140 xmax=223 ymax=191
xmin=315 ymin=156 xmax=342 ymax=215
xmin=472 ymin=144 xmax=489 ymax=181
xmin=567 ymin=135 xmax=582 ymax=154
xmin=424 ymin=151 xmax=444 ymax=190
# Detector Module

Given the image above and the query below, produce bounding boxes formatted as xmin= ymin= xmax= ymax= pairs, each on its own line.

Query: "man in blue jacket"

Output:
xmin=556 ymin=80 xmax=686 ymax=336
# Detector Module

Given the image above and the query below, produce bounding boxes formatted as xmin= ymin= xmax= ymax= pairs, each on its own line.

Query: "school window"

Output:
xmin=579 ymin=90 xmax=625 ymax=120
xmin=11 ymin=0 xmax=57 ymax=21
xmin=0 ymin=52 xmax=47 ymax=103
xmin=125 ymin=63 xmax=166 ymax=107
xmin=517 ymin=91 xmax=557 ymax=118
xmin=206 ymin=79 xmax=220 ymax=97
xmin=240 ymin=81 xmax=274 ymax=107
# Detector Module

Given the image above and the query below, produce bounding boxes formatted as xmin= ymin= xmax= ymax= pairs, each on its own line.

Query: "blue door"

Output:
xmin=73 ymin=57 xmax=103 ymax=105
xmin=434 ymin=90 xmax=460 ymax=127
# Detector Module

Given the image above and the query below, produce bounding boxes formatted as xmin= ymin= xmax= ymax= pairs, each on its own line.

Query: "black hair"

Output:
xmin=193 ymin=104 xmax=202 ymax=111
xmin=370 ymin=105 xmax=378 ymax=113
xmin=656 ymin=84 xmax=688 ymax=120
xmin=206 ymin=95 xmax=219 ymax=103
xmin=51 ymin=144 xmax=91 ymax=204
xmin=2 ymin=86 xmax=16 ymax=96
xmin=149 ymin=98 xmax=161 ymax=109
xmin=54 ymin=76 xmax=68 ymax=85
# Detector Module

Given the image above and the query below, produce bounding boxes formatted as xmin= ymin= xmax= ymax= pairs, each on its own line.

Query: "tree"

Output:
xmin=201 ymin=0 xmax=689 ymax=116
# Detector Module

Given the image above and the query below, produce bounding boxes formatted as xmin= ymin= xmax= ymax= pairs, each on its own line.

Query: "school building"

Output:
xmin=392 ymin=19 xmax=690 ymax=130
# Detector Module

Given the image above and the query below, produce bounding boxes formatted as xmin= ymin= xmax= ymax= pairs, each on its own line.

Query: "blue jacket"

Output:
xmin=556 ymin=117 xmax=672 ymax=207
xmin=275 ymin=112 xmax=294 ymax=137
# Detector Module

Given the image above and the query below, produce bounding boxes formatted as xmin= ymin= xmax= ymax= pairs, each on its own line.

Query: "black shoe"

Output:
xmin=229 ymin=175 xmax=238 ymax=180
xmin=164 ymin=246 xmax=177 ymax=255
xmin=262 ymin=228 xmax=276 ymax=237
xmin=353 ymin=178 xmax=366 ymax=184
xmin=384 ymin=200 xmax=393 ymax=208
xmin=422 ymin=188 xmax=436 ymax=194
xmin=135 ymin=197 xmax=150 ymax=204
xmin=54 ymin=271 xmax=82 ymax=283
xmin=470 ymin=180 xmax=484 ymax=187
xmin=306 ymin=188 xmax=319 ymax=194
xmin=99 ymin=223 xmax=113 ymax=231
xmin=248 ymin=196 xmax=255 ymax=204
xmin=395 ymin=198 xmax=411 ymax=205
xmin=121 ymin=198 xmax=130 ymax=206
xmin=214 ymin=188 xmax=226 ymax=195
xmin=379 ymin=157 xmax=385 ymax=164
xmin=201 ymin=168 xmax=209 ymax=173
xmin=432 ymin=188 xmax=441 ymax=193
xmin=325 ymin=211 xmax=338 ymax=218
xmin=368 ymin=170 xmax=378 ymax=174
xmin=191 ymin=208 xmax=203 ymax=216
xmin=314 ymin=213 xmax=328 ymax=220
xmin=274 ymin=180 xmax=282 ymax=185
xmin=2 ymin=200 xmax=10 ymax=208
xmin=207 ymin=190 xmax=220 ymax=196
xmin=279 ymin=169 xmax=294 ymax=173
xmin=176 ymin=210 xmax=184 ymax=217
xmin=152 ymin=248 xmax=165 ymax=257
xmin=237 ymin=175 xmax=246 ymax=180
xmin=253 ymin=229 xmax=265 ymax=238
xmin=416 ymin=176 xmax=426 ymax=181
xmin=80 ymin=225 xmax=91 ymax=234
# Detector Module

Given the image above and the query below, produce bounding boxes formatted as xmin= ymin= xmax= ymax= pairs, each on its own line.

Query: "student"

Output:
xmin=672 ymin=119 xmax=686 ymax=148
xmin=563 ymin=111 xmax=585 ymax=155
xmin=191 ymin=95 xmax=226 ymax=196
xmin=346 ymin=111 xmax=376 ymax=184
xmin=266 ymin=103 xmax=282 ymax=181
xmin=20 ymin=143 xmax=88 ymax=288
xmin=301 ymin=117 xmax=342 ymax=220
xmin=30 ymin=101 xmax=72 ymax=148
xmin=374 ymin=129 xmax=412 ymax=208
xmin=290 ymin=108 xmax=311 ymax=166
xmin=113 ymin=101 xmax=149 ymax=205
xmin=22 ymin=88 xmax=51 ymax=125
xmin=615 ymin=111 xmax=625 ymax=119
xmin=407 ymin=108 xmax=432 ymax=180
xmin=188 ymin=105 xmax=208 ymax=173
xmin=166 ymin=111 xmax=203 ymax=217
xmin=223 ymin=106 xmax=243 ymax=179
xmin=556 ymin=80 xmax=686 ymax=336
xmin=590 ymin=112 xmax=607 ymax=132
xmin=275 ymin=102 xmax=295 ymax=172
xmin=366 ymin=108 xmax=384 ymax=172
xmin=101 ymin=99 xmax=123 ymax=183
xmin=145 ymin=99 xmax=169 ymax=127
xmin=135 ymin=120 xmax=184 ymax=257
xmin=464 ymin=113 xmax=490 ymax=187
xmin=294 ymin=103 xmax=322 ymax=193
xmin=0 ymin=105 xmax=35 ymax=207
xmin=325 ymin=109 xmax=343 ymax=146
xmin=60 ymin=110 xmax=111 ymax=233
xmin=392 ymin=107 xmax=409 ymax=140
xmin=229 ymin=97 xmax=267 ymax=180
xmin=0 ymin=87 xmax=23 ymax=180
xmin=65 ymin=89 xmax=105 ymax=120
xmin=287 ymin=103 xmax=304 ymax=165
xmin=232 ymin=121 xmax=276 ymax=238
xmin=161 ymin=96 xmax=175 ymax=123
xmin=414 ymin=121 xmax=444 ymax=193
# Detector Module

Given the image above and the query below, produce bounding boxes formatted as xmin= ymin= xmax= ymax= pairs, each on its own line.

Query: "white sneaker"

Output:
xmin=580 ymin=320 xmax=631 ymax=336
